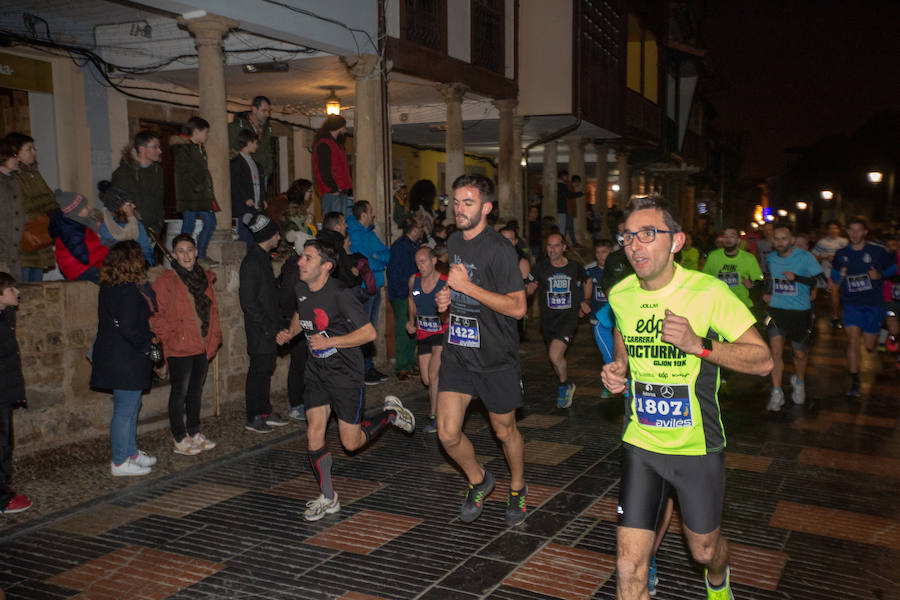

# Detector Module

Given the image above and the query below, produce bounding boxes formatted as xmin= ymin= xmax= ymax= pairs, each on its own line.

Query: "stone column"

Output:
xmin=345 ymin=54 xmax=388 ymax=236
xmin=542 ymin=141 xmax=557 ymax=223
xmin=493 ymin=99 xmax=517 ymax=223
xmin=512 ymin=116 xmax=525 ymax=226
xmin=439 ymin=83 xmax=467 ymax=218
xmin=594 ymin=143 xmax=610 ymax=237
xmin=178 ymin=13 xmax=238 ymax=236
xmin=616 ymin=151 xmax=631 ymax=210
xmin=345 ymin=53 xmax=390 ymax=368
xmin=566 ymin=136 xmax=588 ymax=245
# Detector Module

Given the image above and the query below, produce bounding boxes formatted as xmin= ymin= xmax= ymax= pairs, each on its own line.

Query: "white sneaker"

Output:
xmin=767 ymin=388 xmax=785 ymax=412
xmin=304 ymin=492 xmax=340 ymax=522
xmin=173 ymin=437 xmax=202 ymax=456
xmin=132 ymin=450 xmax=157 ymax=467
xmin=384 ymin=395 xmax=415 ymax=433
xmin=790 ymin=375 xmax=805 ymax=405
xmin=111 ymin=458 xmax=151 ymax=477
xmin=191 ymin=433 xmax=217 ymax=451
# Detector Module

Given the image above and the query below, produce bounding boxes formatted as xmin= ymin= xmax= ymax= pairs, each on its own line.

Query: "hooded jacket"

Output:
xmin=110 ymin=147 xmax=165 ymax=235
xmin=90 ymin=283 xmax=154 ymax=391
xmin=170 ymin=135 xmax=218 ymax=213
xmin=346 ymin=214 xmax=389 ymax=289
xmin=48 ymin=212 xmax=108 ymax=280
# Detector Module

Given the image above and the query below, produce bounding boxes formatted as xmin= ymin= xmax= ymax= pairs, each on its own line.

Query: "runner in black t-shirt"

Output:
xmin=435 ymin=174 xmax=529 ymax=527
xmin=277 ymin=240 xmax=415 ymax=522
xmin=527 ymin=232 xmax=590 ymax=408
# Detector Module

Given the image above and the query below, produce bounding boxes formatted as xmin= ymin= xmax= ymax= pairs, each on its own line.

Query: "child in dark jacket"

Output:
xmin=48 ymin=190 xmax=108 ymax=283
xmin=0 ymin=272 xmax=31 ymax=514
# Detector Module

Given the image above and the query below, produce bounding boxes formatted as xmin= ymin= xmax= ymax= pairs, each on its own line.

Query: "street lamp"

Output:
xmin=867 ymin=171 xmax=884 ymax=184
xmin=820 ymin=190 xmax=833 ymax=200
xmin=796 ymin=201 xmax=808 ymax=210
xmin=611 ymin=184 xmax=621 ymax=192
xmin=777 ymin=209 xmax=788 ymax=217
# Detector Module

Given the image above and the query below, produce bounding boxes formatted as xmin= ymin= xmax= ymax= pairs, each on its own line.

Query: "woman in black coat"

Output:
xmin=90 ymin=240 xmax=158 ymax=477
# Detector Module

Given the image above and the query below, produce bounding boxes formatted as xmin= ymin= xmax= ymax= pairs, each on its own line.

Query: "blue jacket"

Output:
xmin=346 ymin=214 xmax=390 ymax=288
xmin=387 ymin=234 xmax=419 ymax=300
xmin=100 ymin=219 xmax=155 ymax=265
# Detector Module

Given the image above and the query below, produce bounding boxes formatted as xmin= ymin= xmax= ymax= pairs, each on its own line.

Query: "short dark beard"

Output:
xmin=457 ymin=213 xmax=481 ymax=231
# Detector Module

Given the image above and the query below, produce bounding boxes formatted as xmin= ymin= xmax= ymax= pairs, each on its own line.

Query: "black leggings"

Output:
xmin=167 ymin=354 xmax=209 ymax=441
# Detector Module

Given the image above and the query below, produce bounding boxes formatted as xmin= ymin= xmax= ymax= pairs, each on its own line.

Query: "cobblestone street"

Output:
xmin=1 ymin=317 xmax=898 ymax=599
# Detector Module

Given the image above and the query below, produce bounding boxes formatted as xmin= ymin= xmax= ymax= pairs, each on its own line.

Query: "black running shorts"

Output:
xmin=617 ymin=443 xmax=725 ymax=535
xmin=541 ymin=314 xmax=578 ymax=345
xmin=438 ymin=349 xmax=523 ymax=414
xmin=766 ymin=307 xmax=813 ymax=350
xmin=304 ymin=380 xmax=365 ymax=424
xmin=417 ymin=332 xmax=444 ymax=355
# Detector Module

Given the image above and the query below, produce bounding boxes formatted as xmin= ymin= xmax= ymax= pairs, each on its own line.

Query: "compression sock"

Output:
xmin=308 ymin=446 xmax=334 ymax=499
xmin=361 ymin=410 xmax=392 ymax=443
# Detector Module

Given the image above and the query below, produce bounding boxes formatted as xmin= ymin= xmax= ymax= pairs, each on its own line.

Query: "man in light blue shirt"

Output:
xmin=764 ymin=224 xmax=827 ymax=411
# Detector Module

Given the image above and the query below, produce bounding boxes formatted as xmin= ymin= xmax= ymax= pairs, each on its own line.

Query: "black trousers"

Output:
xmin=167 ymin=354 xmax=209 ymax=441
xmin=287 ymin=335 xmax=308 ymax=409
xmin=0 ymin=405 xmax=14 ymax=509
xmin=246 ymin=353 xmax=276 ymax=421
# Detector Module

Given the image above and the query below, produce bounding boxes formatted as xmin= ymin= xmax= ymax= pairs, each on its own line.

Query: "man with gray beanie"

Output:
xmin=239 ymin=213 xmax=289 ymax=432
xmin=313 ymin=115 xmax=352 ymax=216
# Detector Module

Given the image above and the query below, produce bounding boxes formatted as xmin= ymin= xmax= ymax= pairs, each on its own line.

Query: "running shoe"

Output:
xmin=110 ymin=459 xmax=151 ymax=477
xmin=245 ymin=415 xmax=273 ymax=434
xmin=505 ymin=484 xmax=528 ymax=526
xmin=384 ymin=396 xmax=415 ymax=433
xmin=790 ymin=375 xmax=805 ymax=405
xmin=847 ymin=380 xmax=861 ymax=398
xmin=557 ymin=382 xmax=575 ymax=408
xmin=304 ymin=492 xmax=340 ymax=522
xmin=364 ymin=367 xmax=390 ymax=385
xmin=460 ymin=470 xmax=495 ymax=523
xmin=887 ymin=335 xmax=899 ymax=353
xmin=831 ymin=317 xmax=843 ymax=329
xmin=648 ymin=555 xmax=659 ymax=596
xmin=288 ymin=405 xmax=307 ymax=421
xmin=705 ymin=567 xmax=734 ymax=600
xmin=423 ymin=415 xmax=437 ymax=434
xmin=264 ymin=412 xmax=288 ymax=427
xmin=767 ymin=388 xmax=785 ymax=411
xmin=1 ymin=494 xmax=32 ymax=514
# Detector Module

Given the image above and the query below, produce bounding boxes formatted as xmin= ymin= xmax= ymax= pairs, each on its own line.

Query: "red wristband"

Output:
xmin=695 ymin=348 xmax=711 ymax=359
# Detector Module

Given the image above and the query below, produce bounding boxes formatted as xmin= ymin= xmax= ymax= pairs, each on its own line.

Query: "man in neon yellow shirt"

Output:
xmin=602 ymin=195 xmax=773 ymax=600
xmin=702 ymin=226 xmax=764 ymax=308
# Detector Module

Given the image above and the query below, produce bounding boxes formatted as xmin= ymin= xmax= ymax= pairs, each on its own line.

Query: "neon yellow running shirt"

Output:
xmin=609 ymin=264 xmax=756 ymax=455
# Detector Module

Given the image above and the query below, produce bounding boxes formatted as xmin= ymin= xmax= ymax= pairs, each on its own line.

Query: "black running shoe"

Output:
xmin=505 ymin=484 xmax=528 ymax=526
xmin=460 ymin=470 xmax=495 ymax=523
xmin=831 ymin=318 xmax=843 ymax=329
xmin=847 ymin=381 xmax=861 ymax=398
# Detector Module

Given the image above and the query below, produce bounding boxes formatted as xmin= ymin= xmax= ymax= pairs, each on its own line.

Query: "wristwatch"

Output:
xmin=695 ymin=337 xmax=713 ymax=359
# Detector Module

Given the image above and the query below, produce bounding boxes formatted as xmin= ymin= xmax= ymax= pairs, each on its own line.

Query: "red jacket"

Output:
xmin=54 ymin=228 xmax=108 ymax=281
xmin=150 ymin=270 xmax=223 ymax=359
xmin=313 ymin=135 xmax=352 ymax=195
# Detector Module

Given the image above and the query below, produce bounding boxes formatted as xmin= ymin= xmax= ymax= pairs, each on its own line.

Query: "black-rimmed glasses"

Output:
xmin=616 ymin=228 xmax=677 ymax=246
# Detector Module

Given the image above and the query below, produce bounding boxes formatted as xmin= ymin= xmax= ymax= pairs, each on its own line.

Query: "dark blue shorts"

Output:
xmin=843 ymin=303 xmax=883 ymax=334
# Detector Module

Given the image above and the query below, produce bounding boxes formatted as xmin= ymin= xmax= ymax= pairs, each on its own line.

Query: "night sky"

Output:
xmin=703 ymin=1 xmax=900 ymax=180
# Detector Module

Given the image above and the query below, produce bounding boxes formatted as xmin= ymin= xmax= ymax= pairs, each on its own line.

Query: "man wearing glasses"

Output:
xmin=602 ymin=195 xmax=773 ymax=600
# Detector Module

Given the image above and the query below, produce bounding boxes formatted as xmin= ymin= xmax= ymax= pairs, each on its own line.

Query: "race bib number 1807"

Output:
xmin=448 ymin=314 xmax=480 ymax=347
xmin=633 ymin=381 xmax=692 ymax=428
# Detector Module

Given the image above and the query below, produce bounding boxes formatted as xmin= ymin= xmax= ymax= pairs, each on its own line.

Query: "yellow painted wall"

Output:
xmin=391 ymin=144 xmax=495 ymax=194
